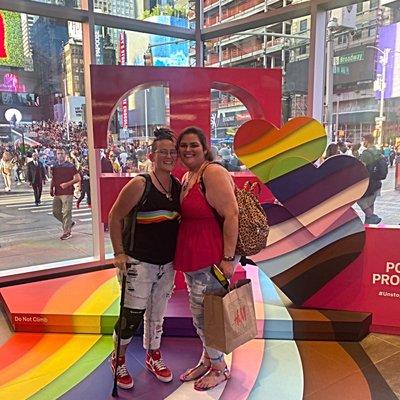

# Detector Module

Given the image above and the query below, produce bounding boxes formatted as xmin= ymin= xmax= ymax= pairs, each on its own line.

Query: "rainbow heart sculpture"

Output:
xmin=267 ymin=154 xmax=369 ymax=236
xmin=233 ymin=117 xmax=369 ymax=305
xmin=234 ymin=117 xmax=327 ymax=184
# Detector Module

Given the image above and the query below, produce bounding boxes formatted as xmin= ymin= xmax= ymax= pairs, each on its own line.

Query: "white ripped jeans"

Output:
xmin=117 ymin=257 xmax=175 ymax=349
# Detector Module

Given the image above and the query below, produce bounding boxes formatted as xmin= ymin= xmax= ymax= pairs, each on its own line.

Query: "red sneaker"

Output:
xmin=145 ymin=350 xmax=173 ymax=383
xmin=110 ymin=353 xmax=134 ymax=389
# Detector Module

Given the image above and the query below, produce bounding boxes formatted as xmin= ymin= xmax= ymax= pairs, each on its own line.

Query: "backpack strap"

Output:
xmin=126 ymin=173 xmax=152 ymax=253
xmin=199 ymin=161 xmax=223 ymax=194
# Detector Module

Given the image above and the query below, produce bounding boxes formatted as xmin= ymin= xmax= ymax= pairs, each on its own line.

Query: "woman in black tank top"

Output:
xmin=108 ymin=128 xmax=181 ymax=389
xmin=132 ymin=175 xmax=180 ymax=264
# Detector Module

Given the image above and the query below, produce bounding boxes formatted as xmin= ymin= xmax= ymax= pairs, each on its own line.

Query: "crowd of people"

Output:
xmin=0 ymin=121 xmax=248 ymax=196
xmin=318 ymin=136 xmax=400 ymax=224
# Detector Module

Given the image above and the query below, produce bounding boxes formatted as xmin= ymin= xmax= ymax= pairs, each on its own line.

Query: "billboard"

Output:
xmin=377 ymin=23 xmax=400 ymax=99
xmin=148 ymin=16 xmax=190 ymax=67
xmin=0 ymin=11 xmax=25 ymax=68
xmin=64 ymin=95 xmax=85 ymax=122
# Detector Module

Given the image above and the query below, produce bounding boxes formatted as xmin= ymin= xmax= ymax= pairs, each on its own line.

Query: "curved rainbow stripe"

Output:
xmin=137 ymin=210 xmax=180 ymax=224
xmin=234 ymin=118 xmax=327 ymax=183
xmin=0 ymin=267 xmax=396 ymax=399
xmin=0 ymin=333 xmax=112 ymax=399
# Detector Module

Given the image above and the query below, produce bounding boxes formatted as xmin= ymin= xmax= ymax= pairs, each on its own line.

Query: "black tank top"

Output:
xmin=130 ymin=176 xmax=181 ymax=264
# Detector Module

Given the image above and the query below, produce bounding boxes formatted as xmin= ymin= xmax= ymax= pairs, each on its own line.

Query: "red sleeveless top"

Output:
xmin=174 ymin=182 xmax=223 ymax=272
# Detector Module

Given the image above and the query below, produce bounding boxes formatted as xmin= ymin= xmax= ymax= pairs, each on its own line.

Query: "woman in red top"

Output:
xmin=174 ymin=126 xmax=239 ymax=391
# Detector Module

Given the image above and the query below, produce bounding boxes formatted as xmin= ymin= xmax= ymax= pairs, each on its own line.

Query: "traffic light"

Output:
xmin=373 ymin=129 xmax=381 ymax=138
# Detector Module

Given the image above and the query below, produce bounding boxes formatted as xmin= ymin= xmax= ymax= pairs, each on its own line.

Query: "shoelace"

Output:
xmin=116 ymin=363 xmax=129 ymax=377
xmin=152 ymin=357 xmax=167 ymax=371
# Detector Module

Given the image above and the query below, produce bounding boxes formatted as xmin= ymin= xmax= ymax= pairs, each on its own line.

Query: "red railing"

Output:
xmin=204 ymin=0 xmax=219 ymax=8
xmin=207 ymin=40 xmax=263 ymax=64
xmin=221 ymin=0 xmax=265 ymax=20
xmin=204 ymin=0 xmax=265 ymax=27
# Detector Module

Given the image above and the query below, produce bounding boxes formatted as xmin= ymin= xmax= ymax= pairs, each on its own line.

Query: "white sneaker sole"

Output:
xmin=145 ymin=363 xmax=173 ymax=383
xmin=110 ymin=362 xmax=134 ymax=389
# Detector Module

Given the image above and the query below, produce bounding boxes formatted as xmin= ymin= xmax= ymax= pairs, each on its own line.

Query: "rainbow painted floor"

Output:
xmin=0 ymin=266 xmax=398 ymax=399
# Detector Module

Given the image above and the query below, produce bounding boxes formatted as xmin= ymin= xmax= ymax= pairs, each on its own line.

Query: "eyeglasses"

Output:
xmin=155 ymin=150 xmax=178 ymax=157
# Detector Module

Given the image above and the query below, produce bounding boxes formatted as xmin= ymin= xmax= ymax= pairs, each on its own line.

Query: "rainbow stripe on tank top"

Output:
xmin=136 ymin=210 xmax=180 ymax=224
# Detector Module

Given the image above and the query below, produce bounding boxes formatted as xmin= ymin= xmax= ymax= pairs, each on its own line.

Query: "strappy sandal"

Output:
xmin=193 ymin=366 xmax=231 ymax=391
xmin=179 ymin=356 xmax=211 ymax=382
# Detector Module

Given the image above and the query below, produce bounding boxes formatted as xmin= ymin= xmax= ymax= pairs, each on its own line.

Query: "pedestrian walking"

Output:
xmin=26 ymin=152 xmax=47 ymax=205
xmin=50 ymin=147 xmax=81 ymax=240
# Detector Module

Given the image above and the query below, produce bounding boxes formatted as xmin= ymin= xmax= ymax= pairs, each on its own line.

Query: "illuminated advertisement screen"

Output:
xmin=377 ymin=22 xmax=400 ymax=99
xmin=0 ymin=10 xmax=25 ymax=68
xmin=146 ymin=16 xmax=190 ymax=67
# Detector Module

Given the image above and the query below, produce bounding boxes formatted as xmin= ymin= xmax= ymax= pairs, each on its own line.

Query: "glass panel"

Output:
xmin=326 ymin=2 xmax=391 ymax=143
xmin=0 ymin=11 xmax=92 ymax=272
xmin=325 ymin=3 xmax=400 ymax=224
xmin=27 ymin=0 xmax=81 ymax=8
xmin=96 ymin=28 xmax=192 ymax=252
xmin=211 ymin=89 xmax=249 ymax=171
xmin=95 ymin=0 xmax=190 ymax=26
xmin=204 ymin=21 xmax=310 ymax=124
xmin=204 ymin=21 xmax=309 ymax=174
xmin=95 ymin=26 xmax=194 ymax=66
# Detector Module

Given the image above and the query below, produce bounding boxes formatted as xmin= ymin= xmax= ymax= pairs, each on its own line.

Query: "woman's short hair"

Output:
xmin=176 ymin=126 xmax=213 ymax=161
xmin=151 ymin=127 xmax=175 ymax=152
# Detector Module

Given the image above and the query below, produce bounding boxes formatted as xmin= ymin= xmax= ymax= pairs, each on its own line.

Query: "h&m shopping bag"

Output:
xmin=204 ymin=279 xmax=257 ymax=354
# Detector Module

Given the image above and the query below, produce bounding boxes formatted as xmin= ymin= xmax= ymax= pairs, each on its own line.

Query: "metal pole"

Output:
xmin=144 ymin=89 xmax=149 ymax=144
xmin=378 ymin=48 xmax=389 ymax=146
xmin=194 ymin=0 xmax=204 ymax=67
xmin=21 ymin=126 xmax=26 ymax=155
xmin=335 ymin=95 xmax=340 ymax=138
xmin=325 ymin=23 xmax=334 ymax=141
xmin=307 ymin=4 xmax=327 ymax=121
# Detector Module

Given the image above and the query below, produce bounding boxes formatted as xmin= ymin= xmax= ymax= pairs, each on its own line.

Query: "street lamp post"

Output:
xmin=368 ymin=45 xmax=391 ymax=146
xmin=144 ymin=88 xmax=149 ymax=144
xmin=325 ymin=18 xmax=338 ymax=141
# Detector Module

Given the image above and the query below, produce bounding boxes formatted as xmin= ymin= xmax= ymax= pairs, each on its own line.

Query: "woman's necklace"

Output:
xmin=182 ymin=162 xmax=209 ymax=192
xmin=152 ymin=171 xmax=173 ymax=201
xmin=182 ymin=171 xmax=196 ymax=192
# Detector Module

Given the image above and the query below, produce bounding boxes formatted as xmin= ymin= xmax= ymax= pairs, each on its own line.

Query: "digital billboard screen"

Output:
xmin=0 ymin=10 xmax=25 ymax=68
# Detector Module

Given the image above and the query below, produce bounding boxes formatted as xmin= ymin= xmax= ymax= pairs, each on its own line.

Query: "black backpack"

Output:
xmin=122 ymin=173 xmax=152 ymax=255
xmin=370 ymin=154 xmax=388 ymax=181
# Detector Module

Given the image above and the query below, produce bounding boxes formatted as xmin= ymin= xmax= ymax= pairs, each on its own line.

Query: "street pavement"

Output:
xmin=0 ymin=182 xmax=112 ymax=272
xmin=0 ymin=167 xmax=399 ymax=273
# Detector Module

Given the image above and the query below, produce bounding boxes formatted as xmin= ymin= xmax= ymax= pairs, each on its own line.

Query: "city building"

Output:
xmin=288 ymin=0 xmax=394 ymax=142
xmin=62 ymin=39 xmax=84 ymax=97
xmin=31 ymin=16 xmax=69 ymax=119
xmin=201 ymin=0 xmax=400 ymax=144
xmin=201 ymin=0 xmax=297 ymax=138
xmin=20 ymin=14 xmax=37 ymax=71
